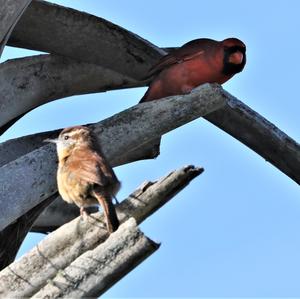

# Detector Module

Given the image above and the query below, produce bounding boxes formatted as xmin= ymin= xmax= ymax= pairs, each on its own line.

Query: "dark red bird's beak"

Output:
xmin=228 ymin=50 xmax=244 ymax=65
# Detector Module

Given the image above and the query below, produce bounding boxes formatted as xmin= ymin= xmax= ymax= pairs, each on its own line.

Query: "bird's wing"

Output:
xmin=149 ymin=39 xmax=214 ymax=76
xmin=67 ymin=149 xmax=112 ymax=187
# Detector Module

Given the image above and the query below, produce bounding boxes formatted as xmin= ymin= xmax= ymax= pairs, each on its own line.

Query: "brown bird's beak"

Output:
xmin=44 ymin=138 xmax=58 ymax=144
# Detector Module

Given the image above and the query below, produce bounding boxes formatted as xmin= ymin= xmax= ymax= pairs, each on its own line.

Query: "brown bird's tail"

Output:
xmin=93 ymin=191 xmax=119 ymax=233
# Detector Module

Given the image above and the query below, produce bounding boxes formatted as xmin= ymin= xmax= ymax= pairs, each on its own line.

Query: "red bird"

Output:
xmin=140 ymin=37 xmax=246 ymax=102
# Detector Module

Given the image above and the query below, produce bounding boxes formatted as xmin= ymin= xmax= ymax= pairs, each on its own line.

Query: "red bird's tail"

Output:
xmin=139 ymin=89 xmax=150 ymax=103
xmin=140 ymin=79 xmax=164 ymax=102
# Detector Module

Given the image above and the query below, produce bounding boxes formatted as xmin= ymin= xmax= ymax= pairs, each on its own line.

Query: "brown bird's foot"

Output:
xmin=80 ymin=207 xmax=89 ymax=221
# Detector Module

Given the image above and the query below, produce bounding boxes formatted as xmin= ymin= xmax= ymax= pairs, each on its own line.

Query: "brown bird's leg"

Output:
xmin=93 ymin=191 xmax=119 ymax=233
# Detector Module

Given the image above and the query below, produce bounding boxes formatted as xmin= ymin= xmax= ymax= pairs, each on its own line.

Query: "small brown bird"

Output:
xmin=140 ymin=37 xmax=246 ymax=102
xmin=46 ymin=126 xmax=120 ymax=233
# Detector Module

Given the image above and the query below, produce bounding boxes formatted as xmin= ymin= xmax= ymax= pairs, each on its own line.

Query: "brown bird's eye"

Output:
xmin=64 ymin=135 xmax=69 ymax=140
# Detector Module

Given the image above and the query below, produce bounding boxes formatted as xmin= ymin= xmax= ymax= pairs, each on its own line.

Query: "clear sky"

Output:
xmin=1 ymin=0 xmax=299 ymax=297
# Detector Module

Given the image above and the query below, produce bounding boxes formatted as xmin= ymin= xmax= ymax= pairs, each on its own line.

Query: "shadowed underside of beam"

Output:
xmin=0 ymin=0 xmax=32 ymax=57
xmin=0 ymin=194 xmax=57 ymax=270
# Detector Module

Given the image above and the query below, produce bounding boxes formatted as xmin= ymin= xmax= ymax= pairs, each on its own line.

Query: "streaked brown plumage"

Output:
xmin=47 ymin=125 xmax=120 ymax=233
xmin=140 ymin=37 xmax=246 ymax=102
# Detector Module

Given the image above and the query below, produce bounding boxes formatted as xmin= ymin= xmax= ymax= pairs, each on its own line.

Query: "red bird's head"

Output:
xmin=221 ymin=38 xmax=246 ymax=76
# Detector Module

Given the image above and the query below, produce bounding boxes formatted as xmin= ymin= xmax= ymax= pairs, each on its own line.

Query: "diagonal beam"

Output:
xmin=0 ymin=84 xmax=225 ymax=231
xmin=204 ymin=90 xmax=300 ymax=184
xmin=30 ymin=91 xmax=300 ymax=233
xmin=0 ymin=165 xmax=203 ymax=297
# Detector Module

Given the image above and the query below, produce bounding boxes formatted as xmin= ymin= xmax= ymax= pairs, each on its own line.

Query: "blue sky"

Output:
xmin=1 ymin=0 xmax=299 ymax=297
